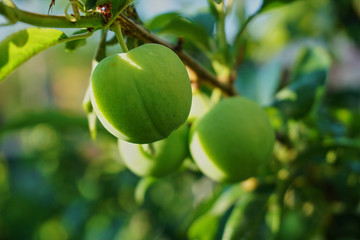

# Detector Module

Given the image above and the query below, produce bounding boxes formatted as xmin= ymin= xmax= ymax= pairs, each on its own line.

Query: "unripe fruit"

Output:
xmin=189 ymin=97 xmax=275 ymax=183
xmin=118 ymin=124 xmax=189 ymax=177
xmin=90 ymin=43 xmax=192 ymax=143
xmin=188 ymin=90 xmax=211 ymax=123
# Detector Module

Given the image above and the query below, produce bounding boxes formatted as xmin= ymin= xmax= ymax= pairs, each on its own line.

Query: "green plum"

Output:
xmin=90 ymin=43 xmax=192 ymax=143
xmin=189 ymin=97 xmax=275 ymax=183
xmin=118 ymin=124 xmax=189 ymax=177
xmin=188 ymin=90 xmax=211 ymax=123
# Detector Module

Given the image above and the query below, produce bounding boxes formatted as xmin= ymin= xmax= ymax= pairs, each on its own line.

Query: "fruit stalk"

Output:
xmin=112 ymin=21 xmax=128 ymax=52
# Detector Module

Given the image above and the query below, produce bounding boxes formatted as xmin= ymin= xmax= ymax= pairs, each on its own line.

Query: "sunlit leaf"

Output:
xmin=0 ymin=28 xmax=67 ymax=82
xmin=188 ymin=213 xmax=220 ymax=240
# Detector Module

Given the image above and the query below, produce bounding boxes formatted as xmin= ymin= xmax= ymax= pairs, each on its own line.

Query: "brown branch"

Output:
xmin=117 ymin=14 xmax=237 ymax=96
xmin=0 ymin=2 xmax=236 ymax=95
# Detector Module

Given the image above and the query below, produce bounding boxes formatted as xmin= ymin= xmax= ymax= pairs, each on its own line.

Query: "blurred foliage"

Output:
xmin=1 ymin=0 xmax=360 ymax=239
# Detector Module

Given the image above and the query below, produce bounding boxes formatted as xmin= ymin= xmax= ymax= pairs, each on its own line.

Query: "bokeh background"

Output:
xmin=0 ymin=0 xmax=360 ymax=239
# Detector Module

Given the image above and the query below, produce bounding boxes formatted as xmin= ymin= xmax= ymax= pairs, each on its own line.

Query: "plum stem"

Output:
xmin=112 ymin=21 xmax=128 ymax=52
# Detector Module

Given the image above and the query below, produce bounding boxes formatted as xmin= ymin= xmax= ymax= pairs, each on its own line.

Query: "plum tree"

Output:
xmin=189 ymin=97 xmax=275 ymax=183
xmin=90 ymin=43 xmax=192 ymax=144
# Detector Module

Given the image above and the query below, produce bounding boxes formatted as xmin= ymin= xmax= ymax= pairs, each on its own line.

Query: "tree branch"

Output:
xmin=0 ymin=2 xmax=105 ymax=28
xmin=0 ymin=2 xmax=237 ymax=95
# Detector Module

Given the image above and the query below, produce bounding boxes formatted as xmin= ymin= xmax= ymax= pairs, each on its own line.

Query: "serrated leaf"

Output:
xmin=65 ymin=29 xmax=88 ymax=52
xmin=146 ymin=13 xmax=211 ymax=51
xmin=0 ymin=28 xmax=67 ymax=82
xmin=273 ymin=46 xmax=332 ymax=119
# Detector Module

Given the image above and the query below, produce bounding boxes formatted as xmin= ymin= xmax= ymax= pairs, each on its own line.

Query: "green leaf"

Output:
xmin=273 ymin=46 xmax=332 ymax=119
xmin=278 ymin=211 xmax=306 ymax=240
xmin=209 ymin=184 xmax=245 ymax=216
xmin=0 ymin=28 xmax=67 ymax=82
xmin=65 ymin=29 xmax=88 ymax=52
xmin=236 ymin=59 xmax=282 ymax=106
xmin=111 ymin=0 xmax=132 ymax=18
xmin=146 ymin=12 xmax=211 ymax=51
xmin=188 ymin=213 xmax=220 ymax=240
xmin=261 ymin=0 xmax=298 ymax=12
xmin=95 ymin=0 xmax=111 ymax=7
xmin=187 ymin=184 xmax=245 ymax=240
xmin=134 ymin=177 xmax=158 ymax=205
xmin=85 ymin=0 xmax=97 ymax=10
xmin=207 ymin=0 xmax=220 ymax=19
xmin=146 ymin=12 xmax=181 ymax=30
xmin=222 ymin=193 xmax=270 ymax=240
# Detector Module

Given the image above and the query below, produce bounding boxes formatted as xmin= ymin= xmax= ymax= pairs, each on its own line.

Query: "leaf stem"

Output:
xmin=112 ymin=21 xmax=128 ymax=52
xmin=59 ymin=29 xmax=94 ymax=44
xmin=70 ymin=0 xmax=80 ymax=20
